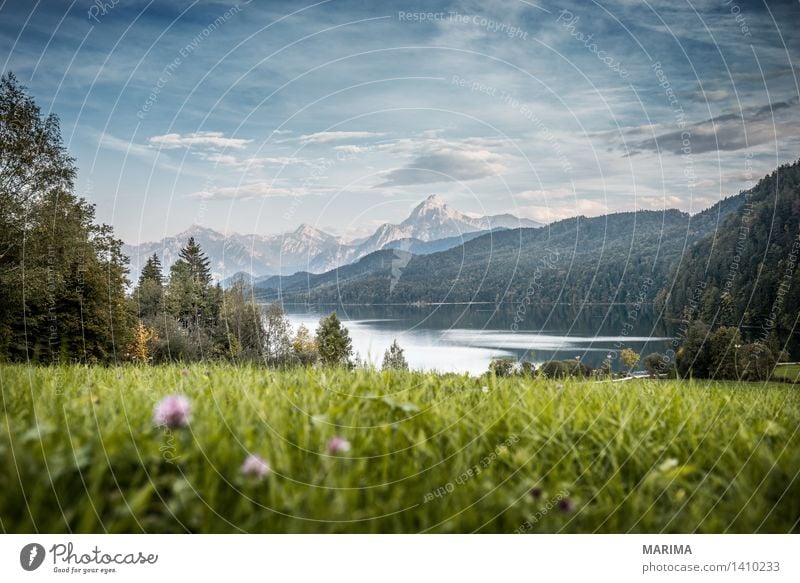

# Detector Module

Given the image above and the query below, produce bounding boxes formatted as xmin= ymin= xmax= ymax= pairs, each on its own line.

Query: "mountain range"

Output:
xmin=123 ymin=195 xmax=540 ymax=283
xmin=256 ymin=193 xmax=749 ymax=306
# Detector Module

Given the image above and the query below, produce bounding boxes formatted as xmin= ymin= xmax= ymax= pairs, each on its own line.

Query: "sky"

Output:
xmin=2 ymin=0 xmax=799 ymax=244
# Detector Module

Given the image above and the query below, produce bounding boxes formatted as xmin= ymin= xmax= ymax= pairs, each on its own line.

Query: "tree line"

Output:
xmin=0 ymin=71 xmax=791 ymax=379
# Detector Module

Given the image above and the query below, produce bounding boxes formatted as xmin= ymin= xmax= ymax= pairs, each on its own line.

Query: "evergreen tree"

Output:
xmin=315 ymin=311 xmax=353 ymax=367
xmin=138 ymin=253 xmax=163 ymax=287
xmin=178 ymin=236 xmax=212 ymax=287
xmin=382 ymin=339 xmax=408 ymax=371
xmin=167 ymin=238 xmax=216 ymax=330
xmin=134 ymin=253 xmax=163 ymax=320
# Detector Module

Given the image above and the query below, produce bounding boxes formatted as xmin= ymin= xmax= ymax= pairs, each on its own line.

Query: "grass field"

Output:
xmin=1 ymin=365 xmax=798 ymax=533
xmin=773 ymin=363 xmax=800 ymax=383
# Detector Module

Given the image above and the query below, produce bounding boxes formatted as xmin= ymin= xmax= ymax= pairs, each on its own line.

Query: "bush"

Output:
xmin=643 ymin=352 xmax=666 ymax=378
xmin=736 ymin=343 xmax=777 ymax=381
xmin=489 ymin=358 xmax=517 ymax=377
xmin=540 ymin=359 xmax=592 ymax=379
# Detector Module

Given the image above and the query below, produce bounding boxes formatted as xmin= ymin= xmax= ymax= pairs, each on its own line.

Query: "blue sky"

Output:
xmin=2 ymin=0 xmax=799 ymax=243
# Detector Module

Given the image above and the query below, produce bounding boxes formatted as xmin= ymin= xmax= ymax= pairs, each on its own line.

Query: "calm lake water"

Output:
xmin=280 ymin=304 xmax=673 ymax=375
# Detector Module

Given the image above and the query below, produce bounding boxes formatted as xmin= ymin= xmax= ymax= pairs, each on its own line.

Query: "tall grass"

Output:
xmin=1 ymin=364 xmax=798 ymax=533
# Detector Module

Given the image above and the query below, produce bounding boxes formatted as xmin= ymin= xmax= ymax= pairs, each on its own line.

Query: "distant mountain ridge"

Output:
xmin=123 ymin=196 xmax=542 ymax=282
xmin=256 ymin=193 xmax=749 ymax=305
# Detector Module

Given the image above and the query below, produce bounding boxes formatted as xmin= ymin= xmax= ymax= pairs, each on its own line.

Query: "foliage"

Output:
xmin=660 ymin=161 xmax=800 ymax=355
xmin=539 ymin=359 xmax=592 ymax=379
xmin=2 ymin=364 xmax=798 ymax=533
xmin=315 ymin=312 xmax=353 ymax=367
xmin=263 ymin=302 xmax=292 ymax=366
xmin=382 ymin=339 xmax=409 ymax=371
xmin=0 ymin=72 xmax=131 ymax=363
xmin=489 ymin=357 xmax=517 ymax=377
xmin=262 ymin=198 xmax=745 ymax=307
xmin=619 ymin=348 xmax=640 ymax=371
xmin=126 ymin=322 xmax=159 ymax=363
xmin=643 ymin=352 xmax=666 ymax=378
xmin=291 ymin=324 xmax=318 ymax=366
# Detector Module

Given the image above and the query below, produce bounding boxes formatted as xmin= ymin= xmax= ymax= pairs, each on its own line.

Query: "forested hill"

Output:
xmin=658 ymin=160 xmax=800 ymax=349
xmin=259 ymin=193 xmax=745 ymax=305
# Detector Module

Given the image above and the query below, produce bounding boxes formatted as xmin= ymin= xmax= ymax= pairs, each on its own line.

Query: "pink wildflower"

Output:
xmin=241 ymin=454 xmax=270 ymax=478
xmin=327 ymin=436 xmax=351 ymax=455
xmin=153 ymin=395 xmax=191 ymax=428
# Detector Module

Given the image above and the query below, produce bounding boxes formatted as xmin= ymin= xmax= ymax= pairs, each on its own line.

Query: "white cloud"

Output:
xmin=375 ymin=137 xmax=514 ymax=187
xmin=149 ymin=131 xmax=252 ymax=150
xmin=187 ymin=182 xmax=331 ymax=201
xmin=517 ymin=199 xmax=610 ymax=224
xmin=299 ymin=131 xmax=385 ymax=144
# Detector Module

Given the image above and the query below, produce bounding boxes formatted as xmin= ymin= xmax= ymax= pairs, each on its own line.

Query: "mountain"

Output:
xmin=256 ymin=249 xmax=413 ymax=300
xmin=124 ymin=223 xmax=352 ymax=283
xmin=380 ymin=228 xmax=507 ymax=255
xmin=352 ymin=195 xmax=540 ymax=256
xmin=658 ymin=160 xmax=800 ymax=353
xmin=124 ymin=196 xmax=539 ymax=282
xmin=258 ymin=193 xmax=747 ymax=305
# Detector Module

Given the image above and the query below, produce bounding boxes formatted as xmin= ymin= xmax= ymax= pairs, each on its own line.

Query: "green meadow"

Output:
xmin=1 ymin=365 xmax=798 ymax=533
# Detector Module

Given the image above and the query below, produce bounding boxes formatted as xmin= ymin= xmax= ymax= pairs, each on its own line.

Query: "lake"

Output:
xmin=280 ymin=303 xmax=673 ymax=375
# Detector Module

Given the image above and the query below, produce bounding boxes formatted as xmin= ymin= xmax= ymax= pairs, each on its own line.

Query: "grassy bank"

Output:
xmin=1 ymin=365 xmax=798 ymax=533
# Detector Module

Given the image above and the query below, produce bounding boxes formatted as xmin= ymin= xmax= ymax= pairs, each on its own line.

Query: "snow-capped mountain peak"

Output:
xmin=124 ymin=196 xmax=541 ymax=283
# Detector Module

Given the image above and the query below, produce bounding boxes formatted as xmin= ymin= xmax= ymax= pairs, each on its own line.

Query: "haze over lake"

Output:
xmin=282 ymin=304 xmax=673 ymax=375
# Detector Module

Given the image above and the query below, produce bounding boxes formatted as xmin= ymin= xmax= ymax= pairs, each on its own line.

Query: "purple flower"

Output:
xmin=529 ymin=486 xmax=543 ymax=500
xmin=180 ymin=369 xmax=189 ymax=376
xmin=153 ymin=395 xmax=191 ymax=428
xmin=327 ymin=436 xmax=351 ymax=455
xmin=558 ymin=496 xmax=574 ymax=513
xmin=241 ymin=454 xmax=270 ymax=478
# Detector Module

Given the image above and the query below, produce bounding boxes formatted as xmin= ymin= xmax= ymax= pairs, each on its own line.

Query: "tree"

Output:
xmin=643 ymin=352 xmax=666 ymax=378
xmin=676 ymin=321 xmax=712 ymax=379
xmin=619 ymin=348 xmax=640 ymax=373
xmin=315 ymin=312 xmax=353 ymax=367
xmin=708 ymin=326 xmax=742 ymax=379
xmin=263 ymin=302 xmax=292 ymax=365
xmin=134 ymin=254 xmax=163 ymax=319
xmin=736 ymin=343 xmax=777 ymax=381
xmin=0 ymin=72 xmax=132 ymax=362
xmin=291 ymin=324 xmax=318 ymax=366
xmin=489 ymin=357 xmax=516 ymax=377
xmin=138 ymin=253 xmax=163 ymax=287
xmin=382 ymin=339 xmax=408 ymax=371
xmin=166 ymin=238 xmax=216 ymax=331
xmin=178 ymin=236 xmax=211 ymax=287
xmin=126 ymin=322 xmax=158 ymax=363
xmin=218 ymin=281 xmax=265 ymax=363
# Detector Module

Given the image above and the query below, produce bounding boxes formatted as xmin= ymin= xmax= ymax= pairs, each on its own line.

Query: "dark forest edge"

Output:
xmin=0 ymin=72 xmax=796 ymax=382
